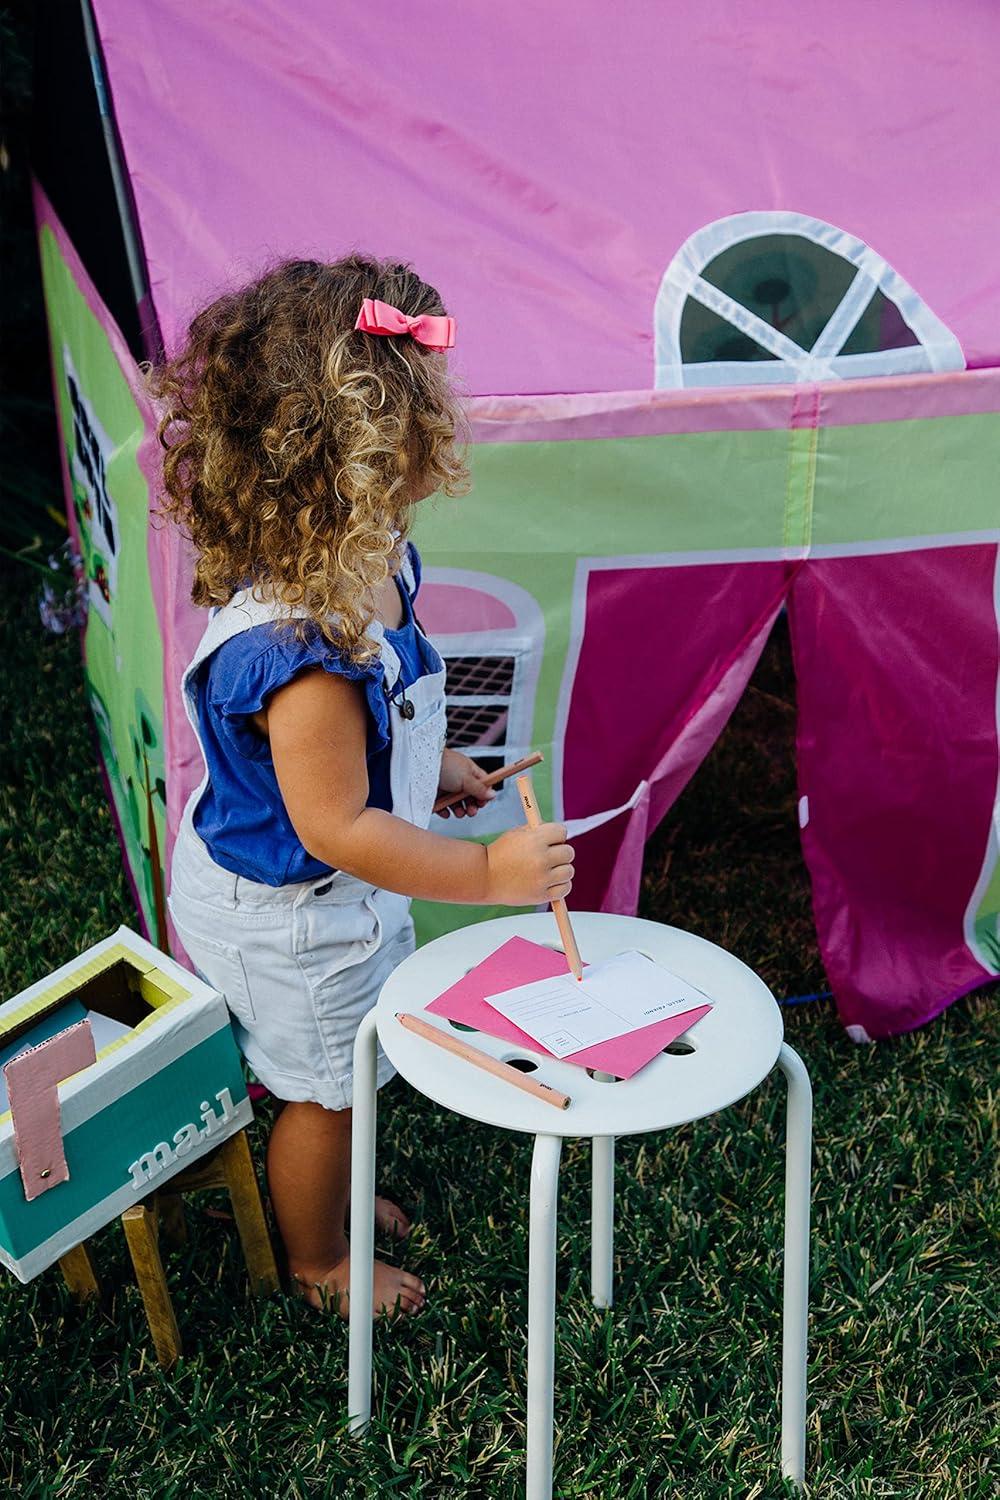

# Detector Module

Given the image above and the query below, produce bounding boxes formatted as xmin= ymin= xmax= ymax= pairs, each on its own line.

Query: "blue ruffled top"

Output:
xmin=190 ymin=546 xmax=435 ymax=885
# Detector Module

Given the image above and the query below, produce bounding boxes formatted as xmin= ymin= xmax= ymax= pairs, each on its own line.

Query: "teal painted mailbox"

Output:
xmin=0 ymin=927 xmax=251 ymax=1282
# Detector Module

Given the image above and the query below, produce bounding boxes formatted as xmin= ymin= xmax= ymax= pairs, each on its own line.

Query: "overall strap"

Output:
xmin=397 ymin=545 xmax=418 ymax=597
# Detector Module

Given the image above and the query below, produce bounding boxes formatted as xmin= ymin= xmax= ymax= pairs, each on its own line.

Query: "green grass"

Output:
xmin=0 ymin=557 xmax=996 ymax=1499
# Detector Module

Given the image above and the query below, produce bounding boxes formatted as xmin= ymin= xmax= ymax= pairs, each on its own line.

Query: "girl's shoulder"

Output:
xmin=205 ymin=621 xmax=378 ymax=719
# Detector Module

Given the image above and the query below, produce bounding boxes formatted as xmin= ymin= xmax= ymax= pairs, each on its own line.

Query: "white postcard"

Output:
xmin=484 ymin=949 xmax=713 ymax=1058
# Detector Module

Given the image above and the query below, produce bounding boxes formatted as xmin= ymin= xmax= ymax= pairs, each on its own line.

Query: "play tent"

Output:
xmin=33 ymin=1 xmax=1000 ymax=1039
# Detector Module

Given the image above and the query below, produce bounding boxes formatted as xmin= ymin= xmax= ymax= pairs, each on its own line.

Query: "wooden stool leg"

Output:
xmin=122 ymin=1201 xmax=182 ymax=1369
xmin=59 ymin=1241 xmax=100 ymax=1302
xmin=217 ymin=1130 xmax=280 ymax=1294
xmin=158 ymin=1193 xmax=188 ymax=1247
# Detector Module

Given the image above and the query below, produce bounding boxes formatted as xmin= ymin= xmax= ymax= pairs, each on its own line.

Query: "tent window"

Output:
xmin=445 ymin=655 xmax=517 ymax=698
xmin=655 ymin=211 xmax=964 ymax=388
xmin=680 ymin=300 xmax=779 ymax=365
xmin=444 ymin=655 xmax=517 ymax=775
xmin=839 ymin=288 xmax=920 ymax=355
xmin=418 ymin=571 xmax=545 ymax=832
xmin=698 ymin=234 xmax=856 ymax=354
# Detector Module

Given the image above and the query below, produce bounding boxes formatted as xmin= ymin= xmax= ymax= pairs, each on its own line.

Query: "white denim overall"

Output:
xmin=168 ymin=567 xmax=446 ymax=1109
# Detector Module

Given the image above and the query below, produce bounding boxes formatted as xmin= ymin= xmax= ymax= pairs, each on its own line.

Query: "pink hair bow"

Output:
xmin=354 ymin=297 xmax=456 ymax=353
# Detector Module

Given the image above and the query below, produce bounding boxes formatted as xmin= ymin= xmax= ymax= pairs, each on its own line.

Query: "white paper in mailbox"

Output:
xmin=0 ymin=1010 xmax=131 ymax=1115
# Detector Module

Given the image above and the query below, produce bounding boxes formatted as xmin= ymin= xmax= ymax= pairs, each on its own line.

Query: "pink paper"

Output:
xmin=425 ymin=938 xmax=710 ymax=1080
xmin=5 ymin=1020 xmax=97 ymax=1202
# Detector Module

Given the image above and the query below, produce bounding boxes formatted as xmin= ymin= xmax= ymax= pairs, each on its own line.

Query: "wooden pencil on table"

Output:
xmin=395 ymin=1012 xmax=571 ymax=1110
xmin=515 ymin=773 xmax=584 ymax=981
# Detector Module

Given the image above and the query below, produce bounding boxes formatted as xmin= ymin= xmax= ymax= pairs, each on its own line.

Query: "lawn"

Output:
xmin=0 ymin=557 xmax=996 ymax=1499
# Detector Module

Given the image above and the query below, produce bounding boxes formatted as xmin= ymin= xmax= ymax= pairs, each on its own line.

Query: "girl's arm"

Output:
xmin=265 ymin=669 xmax=573 ymax=906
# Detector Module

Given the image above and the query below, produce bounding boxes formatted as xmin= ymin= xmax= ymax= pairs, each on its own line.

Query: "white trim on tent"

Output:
xmin=423 ymin=568 xmax=545 ymax=838
xmin=963 ymin=546 xmax=1000 ymax=974
xmin=654 ymin=211 xmax=965 ymax=389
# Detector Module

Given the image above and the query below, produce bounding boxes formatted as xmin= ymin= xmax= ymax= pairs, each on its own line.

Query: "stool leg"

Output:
xmin=217 ymin=1130 xmax=280 ymax=1295
xmin=527 ymin=1133 xmax=562 ymax=1500
xmin=58 ymin=1241 xmax=100 ymax=1302
xmin=777 ymin=1043 xmax=812 ymax=1488
xmin=591 ymin=1133 xmax=615 ymax=1308
xmin=348 ymin=1007 xmax=380 ymax=1433
xmin=122 ymin=1200 xmax=182 ymax=1370
xmin=158 ymin=1193 xmax=188 ymax=1248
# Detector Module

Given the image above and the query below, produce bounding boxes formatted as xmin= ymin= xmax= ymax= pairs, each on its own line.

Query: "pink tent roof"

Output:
xmin=93 ymin=0 xmax=1000 ymax=395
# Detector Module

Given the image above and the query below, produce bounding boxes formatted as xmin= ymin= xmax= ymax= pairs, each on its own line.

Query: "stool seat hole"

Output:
xmin=449 ymin=1019 xmax=479 ymax=1033
xmin=503 ymin=1057 xmax=539 ymax=1073
xmin=663 ymin=1039 xmax=697 ymax=1056
xmin=585 ymin=1068 xmax=624 ymax=1083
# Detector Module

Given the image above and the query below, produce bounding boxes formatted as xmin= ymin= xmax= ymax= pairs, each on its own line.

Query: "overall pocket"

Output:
xmin=406 ymin=690 xmax=445 ymax=732
xmin=169 ymin=903 xmax=257 ymax=1025
xmin=293 ymin=885 xmax=384 ymax=995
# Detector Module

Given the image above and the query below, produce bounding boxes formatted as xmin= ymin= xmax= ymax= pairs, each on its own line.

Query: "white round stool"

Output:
xmin=348 ymin=913 xmax=812 ymax=1498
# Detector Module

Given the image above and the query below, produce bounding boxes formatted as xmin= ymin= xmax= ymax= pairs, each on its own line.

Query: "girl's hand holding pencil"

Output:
xmin=434 ymin=750 xmax=544 ymax=816
xmin=484 ymin=819 xmax=575 ymax=906
xmin=433 ymin=748 xmax=497 ymax=818
xmin=433 ymin=751 xmax=573 ymax=904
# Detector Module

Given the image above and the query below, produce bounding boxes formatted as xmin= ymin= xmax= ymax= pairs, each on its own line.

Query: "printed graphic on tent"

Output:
xmin=37 ymin=216 xmax=168 ymax=947
xmin=33 ymin=1 xmax=1000 ymax=1039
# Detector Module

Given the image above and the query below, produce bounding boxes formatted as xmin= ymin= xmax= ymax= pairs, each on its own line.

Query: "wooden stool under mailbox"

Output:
xmin=57 ymin=1126 xmax=279 ymax=1368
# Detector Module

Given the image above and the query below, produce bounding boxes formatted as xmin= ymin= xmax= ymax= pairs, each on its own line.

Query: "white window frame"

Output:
xmin=654 ymin=211 xmax=964 ymax=389
xmin=423 ymin=568 xmax=545 ymax=838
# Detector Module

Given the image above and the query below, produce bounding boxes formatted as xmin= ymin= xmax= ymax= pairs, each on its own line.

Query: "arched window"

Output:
xmin=654 ymin=212 xmax=964 ymax=389
xmin=418 ymin=570 xmax=545 ymax=837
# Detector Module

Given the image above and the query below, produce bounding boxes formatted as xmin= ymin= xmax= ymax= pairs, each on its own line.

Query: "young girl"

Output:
xmin=151 ymin=256 xmax=574 ymax=1318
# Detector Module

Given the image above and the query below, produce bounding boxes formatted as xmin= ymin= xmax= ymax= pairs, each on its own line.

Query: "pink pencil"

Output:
xmin=396 ymin=1012 xmax=571 ymax=1109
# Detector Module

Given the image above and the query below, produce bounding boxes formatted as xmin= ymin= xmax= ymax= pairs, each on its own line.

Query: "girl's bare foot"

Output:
xmin=291 ymin=1252 xmax=425 ymax=1318
xmin=374 ymin=1195 xmax=412 ymax=1239
xmin=344 ymin=1193 xmax=413 ymax=1238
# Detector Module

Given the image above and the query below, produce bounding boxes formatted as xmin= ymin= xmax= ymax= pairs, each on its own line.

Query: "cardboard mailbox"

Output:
xmin=0 ymin=926 xmax=251 ymax=1282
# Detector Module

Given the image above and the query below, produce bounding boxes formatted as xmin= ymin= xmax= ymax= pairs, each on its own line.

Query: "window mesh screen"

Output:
xmin=444 ymin=655 xmax=516 ymax=754
xmin=446 ymin=703 xmax=510 ymax=749
xmin=445 ymin=656 xmax=516 ymax=697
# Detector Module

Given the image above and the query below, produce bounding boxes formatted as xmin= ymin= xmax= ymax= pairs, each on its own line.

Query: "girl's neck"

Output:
xmin=371 ymin=570 xmax=405 ymax=631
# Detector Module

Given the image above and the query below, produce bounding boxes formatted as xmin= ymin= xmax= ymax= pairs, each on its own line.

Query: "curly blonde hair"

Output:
xmin=147 ymin=255 xmax=468 ymax=661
